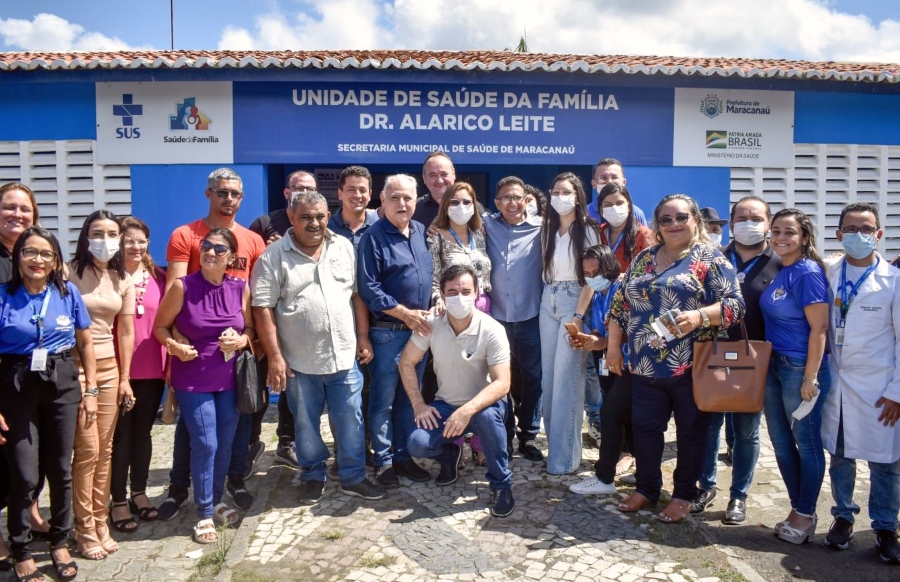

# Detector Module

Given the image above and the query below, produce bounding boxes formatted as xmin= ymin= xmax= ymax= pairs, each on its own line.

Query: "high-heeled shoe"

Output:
xmin=778 ymin=513 xmax=817 ymax=545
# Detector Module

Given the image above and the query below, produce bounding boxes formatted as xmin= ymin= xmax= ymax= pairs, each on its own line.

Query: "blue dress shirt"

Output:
xmin=483 ymin=213 xmax=544 ymax=323
xmin=328 ymin=209 xmax=379 ymax=253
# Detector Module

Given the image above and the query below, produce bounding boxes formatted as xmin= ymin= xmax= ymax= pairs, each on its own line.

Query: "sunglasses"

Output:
xmin=448 ymin=199 xmax=474 ymax=207
xmin=200 ymin=240 xmax=230 ymax=256
xmin=657 ymin=213 xmax=692 ymax=227
xmin=211 ymin=189 xmax=243 ymax=200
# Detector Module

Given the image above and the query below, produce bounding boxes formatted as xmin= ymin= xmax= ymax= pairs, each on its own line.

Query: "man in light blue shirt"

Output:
xmin=483 ymin=176 xmax=544 ymax=463
xmin=327 ymin=166 xmax=379 ymax=252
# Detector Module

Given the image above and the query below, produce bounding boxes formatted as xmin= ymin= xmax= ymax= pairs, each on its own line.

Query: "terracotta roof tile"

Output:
xmin=2 ymin=49 xmax=899 ymax=83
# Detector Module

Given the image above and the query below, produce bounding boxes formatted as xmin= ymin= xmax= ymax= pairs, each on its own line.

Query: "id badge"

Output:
xmin=136 ymin=304 xmax=144 ymax=316
xmin=31 ymin=348 xmax=48 ymax=371
xmin=835 ymin=325 xmax=845 ymax=347
xmin=598 ymin=358 xmax=609 ymax=377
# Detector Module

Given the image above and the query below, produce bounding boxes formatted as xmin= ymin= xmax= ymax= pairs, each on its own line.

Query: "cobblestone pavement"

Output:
xmin=1 ymin=404 xmax=896 ymax=581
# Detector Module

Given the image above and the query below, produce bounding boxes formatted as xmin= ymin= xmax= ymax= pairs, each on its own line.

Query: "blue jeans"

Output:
xmin=763 ymin=353 xmax=831 ymax=516
xmin=175 ymin=389 xmax=240 ymax=519
xmin=700 ymin=411 xmax=762 ymax=500
xmin=585 ymin=357 xmax=602 ymax=426
xmin=632 ymin=372 xmax=709 ymax=502
xmin=408 ymin=399 xmax=511 ymax=489
xmin=285 ymin=364 xmax=366 ymax=486
xmin=540 ymin=282 xmax=587 ymax=474
xmin=829 ymin=419 xmax=900 ymax=531
xmin=368 ymin=327 xmax=426 ymax=467
xmin=499 ymin=316 xmax=542 ymax=444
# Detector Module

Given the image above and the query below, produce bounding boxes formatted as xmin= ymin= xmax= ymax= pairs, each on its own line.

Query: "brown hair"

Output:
xmin=434 ymin=182 xmax=483 ymax=232
xmin=120 ymin=215 xmax=162 ymax=277
xmin=0 ymin=182 xmax=40 ymax=225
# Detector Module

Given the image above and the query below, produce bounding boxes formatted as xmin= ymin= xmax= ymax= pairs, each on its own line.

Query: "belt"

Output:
xmin=0 ymin=350 xmax=72 ymax=364
xmin=370 ymin=320 xmax=411 ymax=331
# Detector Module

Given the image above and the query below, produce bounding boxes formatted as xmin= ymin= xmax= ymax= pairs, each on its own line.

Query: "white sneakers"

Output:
xmin=569 ymin=476 xmax=617 ymax=495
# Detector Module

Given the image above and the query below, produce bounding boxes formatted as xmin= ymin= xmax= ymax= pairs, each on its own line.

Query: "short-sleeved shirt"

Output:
xmin=328 ymin=209 xmax=379 ymax=253
xmin=0 ymin=246 xmax=11 ymax=284
xmin=608 ymin=243 xmax=745 ymax=378
xmin=483 ymin=214 xmax=543 ymax=323
xmin=412 ymin=195 xmax=441 ymax=228
xmin=166 ymin=218 xmax=266 ymax=280
xmin=760 ymin=257 xmax=829 ymax=360
xmin=549 ymin=226 xmax=600 ymax=282
xmin=428 ymin=229 xmax=492 ymax=302
xmin=251 ymin=229 xmax=358 ymax=375
xmin=249 ymin=208 xmax=292 ymax=241
xmin=0 ymin=281 xmax=92 ymax=355
xmin=130 ymin=269 xmax=167 ymax=380
xmin=411 ymin=310 xmax=510 ymax=407
xmin=68 ymin=264 xmax=135 ymax=361
xmin=357 ymin=218 xmax=433 ymax=323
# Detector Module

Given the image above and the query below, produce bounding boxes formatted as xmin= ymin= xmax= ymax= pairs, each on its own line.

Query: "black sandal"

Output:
xmin=129 ymin=492 xmax=159 ymax=521
xmin=109 ymin=502 xmax=138 ymax=533
xmin=50 ymin=549 xmax=78 ymax=581
xmin=0 ymin=556 xmax=12 ymax=572
xmin=13 ymin=565 xmax=46 ymax=582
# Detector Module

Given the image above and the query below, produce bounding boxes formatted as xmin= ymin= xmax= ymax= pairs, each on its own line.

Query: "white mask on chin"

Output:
xmin=444 ymin=294 xmax=475 ymax=319
xmin=709 ymin=233 xmax=722 ymax=247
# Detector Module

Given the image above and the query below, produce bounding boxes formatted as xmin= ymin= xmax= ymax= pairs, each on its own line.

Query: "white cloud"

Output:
xmin=217 ymin=0 xmax=900 ymax=63
xmin=0 ymin=13 xmax=143 ymax=52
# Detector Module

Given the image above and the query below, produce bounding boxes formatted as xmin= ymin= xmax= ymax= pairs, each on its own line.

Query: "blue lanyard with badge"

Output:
xmin=30 ymin=290 xmax=51 ymax=371
xmin=834 ymin=257 xmax=879 ymax=346
xmin=730 ymin=250 xmax=761 ymax=283
xmin=609 ymin=230 xmax=625 ymax=254
xmin=449 ymin=228 xmax=474 ymax=255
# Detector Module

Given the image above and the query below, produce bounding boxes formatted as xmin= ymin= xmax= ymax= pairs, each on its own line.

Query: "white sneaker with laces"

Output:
xmin=569 ymin=476 xmax=616 ymax=495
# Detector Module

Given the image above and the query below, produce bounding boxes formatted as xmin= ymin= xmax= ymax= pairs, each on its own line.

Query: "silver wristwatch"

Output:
xmin=698 ymin=310 xmax=711 ymax=328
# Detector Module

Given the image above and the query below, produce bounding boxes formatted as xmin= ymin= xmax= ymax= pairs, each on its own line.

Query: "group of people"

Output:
xmin=0 ymin=152 xmax=898 ymax=581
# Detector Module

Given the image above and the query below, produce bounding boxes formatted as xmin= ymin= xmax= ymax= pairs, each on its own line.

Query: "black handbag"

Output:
xmin=235 ymin=346 xmax=266 ymax=414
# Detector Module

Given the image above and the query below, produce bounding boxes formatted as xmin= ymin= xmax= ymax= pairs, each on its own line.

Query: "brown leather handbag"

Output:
xmin=692 ymin=320 xmax=772 ymax=413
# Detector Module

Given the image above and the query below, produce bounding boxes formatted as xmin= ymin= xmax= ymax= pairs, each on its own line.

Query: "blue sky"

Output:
xmin=1 ymin=1 xmax=899 ymax=61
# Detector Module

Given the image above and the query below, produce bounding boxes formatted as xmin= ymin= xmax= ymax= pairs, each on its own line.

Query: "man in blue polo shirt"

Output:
xmin=357 ymin=174 xmax=434 ymax=486
xmin=328 ymin=166 xmax=379 ymax=251
xmin=587 ymin=158 xmax=647 ymax=226
xmin=483 ymin=176 xmax=544 ymax=462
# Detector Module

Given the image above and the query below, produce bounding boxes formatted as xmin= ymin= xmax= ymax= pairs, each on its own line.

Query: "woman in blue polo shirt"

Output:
xmin=760 ymin=209 xmax=831 ymax=545
xmin=0 ymin=226 xmax=97 ymax=582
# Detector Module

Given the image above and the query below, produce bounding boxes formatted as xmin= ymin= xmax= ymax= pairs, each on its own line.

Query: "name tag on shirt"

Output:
xmin=31 ymin=348 xmax=48 ymax=371
xmin=835 ymin=325 xmax=845 ymax=347
xmin=598 ymin=357 xmax=609 ymax=376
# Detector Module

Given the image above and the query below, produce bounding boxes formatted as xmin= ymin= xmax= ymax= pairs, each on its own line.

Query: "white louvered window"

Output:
xmin=0 ymin=140 xmax=131 ymax=258
xmin=731 ymin=144 xmax=900 ymax=261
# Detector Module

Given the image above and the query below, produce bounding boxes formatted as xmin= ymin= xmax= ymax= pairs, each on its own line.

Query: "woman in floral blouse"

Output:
xmin=606 ymin=194 xmax=745 ymax=523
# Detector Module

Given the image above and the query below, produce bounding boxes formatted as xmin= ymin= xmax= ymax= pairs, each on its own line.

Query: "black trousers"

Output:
xmin=594 ymin=368 xmax=634 ymax=484
xmin=0 ymin=352 xmax=81 ymax=561
xmin=111 ymin=378 xmax=166 ymax=502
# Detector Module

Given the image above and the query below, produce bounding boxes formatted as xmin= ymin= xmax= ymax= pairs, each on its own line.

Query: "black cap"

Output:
xmin=700 ymin=207 xmax=728 ymax=226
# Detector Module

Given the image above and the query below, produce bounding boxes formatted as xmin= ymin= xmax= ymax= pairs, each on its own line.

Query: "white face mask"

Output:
xmin=732 ymin=221 xmax=767 ymax=246
xmin=602 ymin=204 xmax=629 ymax=227
xmin=709 ymin=233 xmax=722 ymax=247
xmin=444 ymin=294 xmax=475 ymax=319
xmin=525 ymin=202 xmax=539 ymax=217
xmin=88 ymin=238 xmax=120 ymax=262
xmin=448 ymin=204 xmax=475 ymax=226
xmin=550 ymin=194 xmax=576 ymax=216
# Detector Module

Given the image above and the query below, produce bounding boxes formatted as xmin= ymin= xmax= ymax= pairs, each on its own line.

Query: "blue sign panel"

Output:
xmin=233 ymin=82 xmax=674 ymax=166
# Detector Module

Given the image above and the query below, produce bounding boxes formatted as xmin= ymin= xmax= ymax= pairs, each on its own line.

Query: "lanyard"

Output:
xmin=838 ymin=257 xmax=879 ymax=321
xmin=30 ymin=290 xmax=51 ymax=348
xmin=449 ymin=228 xmax=474 ymax=254
xmin=730 ymin=250 xmax=761 ymax=282
xmin=609 ymin=229 xmax=625 ymax=254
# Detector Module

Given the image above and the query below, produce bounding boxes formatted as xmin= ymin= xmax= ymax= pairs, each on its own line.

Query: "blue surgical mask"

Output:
xmin=841 ymin=231 xmax=877 ymax=260
xmin=586 ymin=275 xmax=611 ymax=293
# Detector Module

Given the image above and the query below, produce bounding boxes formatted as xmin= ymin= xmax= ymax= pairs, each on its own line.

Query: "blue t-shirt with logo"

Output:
xmin=759 ymin=257 xmax=828 ymax=360
xmin=0 ymin=281 xmax=92 ymax=355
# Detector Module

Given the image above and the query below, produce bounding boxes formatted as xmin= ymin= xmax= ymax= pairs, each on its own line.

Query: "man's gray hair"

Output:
xmin=289 ymin=189 xmax=327 ymax=210
xmin=207 ymin=168 xmax=243 ymax=190
xmin=382 ymin=174 xmax=417 ymax=195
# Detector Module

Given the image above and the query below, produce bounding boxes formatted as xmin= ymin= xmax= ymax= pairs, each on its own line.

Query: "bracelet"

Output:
xmin=574 ymin=312 xmax=585 ymax=321
xmin=802 ymin=376 xmax=819 ymax=386
xmin=83 ymin=387 xmax=100 ymax=397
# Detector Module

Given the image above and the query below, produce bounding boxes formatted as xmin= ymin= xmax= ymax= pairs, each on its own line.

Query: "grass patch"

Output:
xmin=359 ymin=555 xmax=396 ymax=568
xmin=188 ymin=523 xmax=231 ymax=581
xmin=713 ymin=564 xmax=749 ymax=582
xmin=322 ymin=529 xmax=346 ymax=540
xmin=231 ymin=569 xmax=277 ymax=582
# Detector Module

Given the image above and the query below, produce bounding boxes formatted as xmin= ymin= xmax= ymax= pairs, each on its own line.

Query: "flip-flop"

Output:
xmin=615 ymin=455 xmax=635 ymax=476
xmin=658 ymin=498 xmax=692 ymax=523
xmin=617 ymin=492 xmax=653 ymax=513
xmin=193 ymin=519 xmax=217 ymax=544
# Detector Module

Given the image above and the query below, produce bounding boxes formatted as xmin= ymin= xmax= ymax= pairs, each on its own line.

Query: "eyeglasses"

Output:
xmin=657 ymin=213 xmax=692 ymax=227
xmin=123 ymin=238 xmax=148 ymax=248
xmin=200 ymin=241 xmax=230 ymax=255
xmin=549 ymin=189 xmax=575 ymax=197
xmin=840 ymin=226 xmax=878 ymax=235
xmin=448 ymin=199 xmax=473 ymax=207
xmin=21 ymin=248 xmax=56 ymax=261
xmin=497 ymin=195 xmax=525 ymax=205
xmin=290 ymin=188 xmax=318 ymax=197
xmin=212 ymin=189 xmax=243 ymax=200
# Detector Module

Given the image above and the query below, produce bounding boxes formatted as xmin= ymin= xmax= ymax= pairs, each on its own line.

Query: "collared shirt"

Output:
xmin=251 ymin=228 xmax=358 ymax=375
xmin=411 ymin=310 xmax=510 ymax=407
xmin=412 ymin=194 xmax=441 ymax=228
xmin=357 ymin=217 xmax=433 ymax=324
xmin=483 ymin=213 xmax=543 ymax=323
xmin=328 ymin=208 xmax=379 ymax=252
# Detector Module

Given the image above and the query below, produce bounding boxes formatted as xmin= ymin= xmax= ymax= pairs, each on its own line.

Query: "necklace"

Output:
xmin=133 ymin=266 xmax=150 ymax=316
